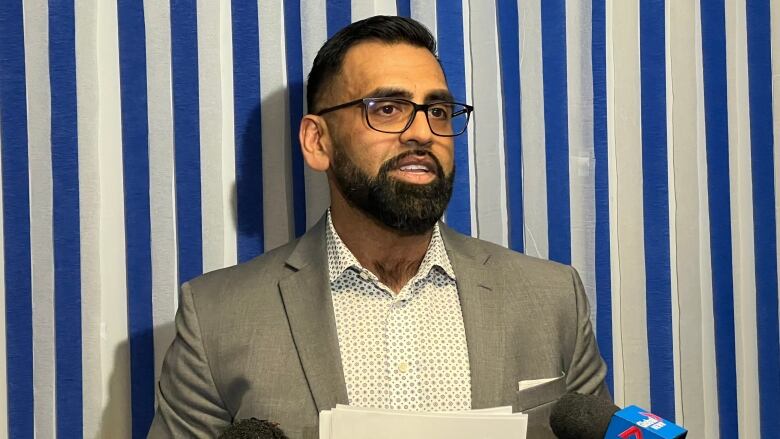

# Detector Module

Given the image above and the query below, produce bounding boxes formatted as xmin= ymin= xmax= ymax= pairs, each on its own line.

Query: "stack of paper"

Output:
xmin=319 ymin=405 xmax=528 ymax=439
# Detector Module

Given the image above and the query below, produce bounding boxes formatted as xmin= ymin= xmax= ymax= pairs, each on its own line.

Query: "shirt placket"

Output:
xmin=383 ymin=281 xmax=419 ymax=410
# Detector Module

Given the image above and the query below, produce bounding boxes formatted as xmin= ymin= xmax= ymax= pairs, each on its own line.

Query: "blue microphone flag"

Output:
xmin=604 ymin=405 xmax=687 ymax=438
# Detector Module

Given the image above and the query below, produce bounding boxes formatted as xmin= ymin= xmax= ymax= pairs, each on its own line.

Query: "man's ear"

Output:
xmin=299 ymin=115 xmax=332 ymax=172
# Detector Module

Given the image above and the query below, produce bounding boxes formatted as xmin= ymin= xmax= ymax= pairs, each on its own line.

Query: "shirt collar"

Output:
xmin=325 ymin=210 xmax=456 ymax=283
xmin=326 ymin=211 xmax=362 ymax=282
xmin=417 ymin=222 xmax=456 ymax=280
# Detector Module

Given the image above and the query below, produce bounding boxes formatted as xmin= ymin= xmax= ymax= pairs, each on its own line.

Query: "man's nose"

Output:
xmin=399 ymin=109 xmax=434 ymax=146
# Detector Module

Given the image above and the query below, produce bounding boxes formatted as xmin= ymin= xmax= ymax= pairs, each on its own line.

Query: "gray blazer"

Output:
xmin=147 ymin=218 xmax=609 ymax=438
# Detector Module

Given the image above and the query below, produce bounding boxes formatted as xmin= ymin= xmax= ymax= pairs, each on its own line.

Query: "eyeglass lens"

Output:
xmin=364 ymin=99 xmax=469 ymax=136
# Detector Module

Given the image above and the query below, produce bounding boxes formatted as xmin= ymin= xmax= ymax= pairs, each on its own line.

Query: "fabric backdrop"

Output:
xmin=0 ymin=0 xmax=778 ymax=437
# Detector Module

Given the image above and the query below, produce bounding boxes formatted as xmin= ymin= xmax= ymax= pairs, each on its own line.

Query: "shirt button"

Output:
xmin=398 ymin=362 xmax=409 ymax=373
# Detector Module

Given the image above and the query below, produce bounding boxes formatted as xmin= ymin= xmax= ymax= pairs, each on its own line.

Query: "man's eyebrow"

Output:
xmin=424 ymin=90 xmax=455 ymax=103
xmin=362 ymin=87 xmax=455 ymax=103
xmin=364 ymin=87 xmax=413 ymax=99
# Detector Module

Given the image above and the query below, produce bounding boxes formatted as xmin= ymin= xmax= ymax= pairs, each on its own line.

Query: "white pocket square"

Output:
xmin=517 ymin=372 xmax=565 ymax=391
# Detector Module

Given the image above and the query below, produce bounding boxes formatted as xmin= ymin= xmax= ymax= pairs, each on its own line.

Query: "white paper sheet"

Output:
xmin=319 ymin=406 xmax=527 ymax=439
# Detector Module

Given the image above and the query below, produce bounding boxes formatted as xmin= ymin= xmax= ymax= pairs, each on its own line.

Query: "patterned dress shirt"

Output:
xmin=327 ymin=212 xmax=472 ymax=411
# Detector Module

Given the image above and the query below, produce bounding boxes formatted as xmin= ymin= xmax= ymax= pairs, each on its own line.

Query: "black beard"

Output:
xmin=331 ymin=148 xmax=454 ymax=235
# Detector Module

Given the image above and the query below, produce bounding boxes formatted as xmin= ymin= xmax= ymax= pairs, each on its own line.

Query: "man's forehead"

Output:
xmin=338 ymin=41 xmax=448 ymax=98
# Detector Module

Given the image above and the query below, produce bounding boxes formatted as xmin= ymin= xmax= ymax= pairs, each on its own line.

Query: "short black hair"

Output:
xmin=306 ymin=15 xmax=438 ymax=113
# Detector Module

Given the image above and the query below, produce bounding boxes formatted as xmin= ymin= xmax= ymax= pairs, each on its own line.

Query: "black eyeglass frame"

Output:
xmin=314 ymin=97 xmax=474 ymax=137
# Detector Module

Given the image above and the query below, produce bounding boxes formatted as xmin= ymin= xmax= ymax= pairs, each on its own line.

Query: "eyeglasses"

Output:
xmin=315 ymin=97 xmax=473 ymax=137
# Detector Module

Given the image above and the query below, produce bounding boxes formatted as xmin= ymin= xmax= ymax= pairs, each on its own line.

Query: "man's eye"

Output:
xmin=369 ymin=102 xmax=404 ymax=117
xmin=429 ymin=106 xmax=449 ymax=119
xmin=379 ymin=105 xmax=397 ymax=114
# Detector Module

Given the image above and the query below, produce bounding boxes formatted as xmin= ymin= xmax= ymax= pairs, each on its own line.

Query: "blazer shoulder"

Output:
xmin=179 ymin=217 xmax=328 ymax=329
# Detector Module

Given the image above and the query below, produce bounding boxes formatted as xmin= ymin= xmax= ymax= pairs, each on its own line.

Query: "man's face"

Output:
xmin=322 ymin=42 xmax=456 ymax=234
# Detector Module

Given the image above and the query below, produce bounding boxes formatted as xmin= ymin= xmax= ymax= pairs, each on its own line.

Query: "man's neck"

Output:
xmin=330 ymin=197 xmax=433 ymax=294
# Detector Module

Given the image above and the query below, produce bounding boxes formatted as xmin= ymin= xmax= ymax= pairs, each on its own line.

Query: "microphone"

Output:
xmin=550 ymin=392 xmax=618 ymax=438
xmin=550 ymin=393 xmax=688 ymax=439
xmin=218 ymin=418 xmax=289 ymax=439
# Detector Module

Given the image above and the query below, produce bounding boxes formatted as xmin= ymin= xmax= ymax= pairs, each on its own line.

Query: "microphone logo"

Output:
xmin=618 ymin=425 xmax=643 ymax=439
xmin=637 ymin=412 xmax=667 ymax=430
xmin=605 ymin=405 xmax=687 ymax=438
xmin=618 ymin=413 xmax=670 ymax=439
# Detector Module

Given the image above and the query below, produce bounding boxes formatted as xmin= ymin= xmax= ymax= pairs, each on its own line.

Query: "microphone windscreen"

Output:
xmin=218 ymin=417 xmax=289 ymax=439
xmin=550 ymin=392 xmax=619 ymax=439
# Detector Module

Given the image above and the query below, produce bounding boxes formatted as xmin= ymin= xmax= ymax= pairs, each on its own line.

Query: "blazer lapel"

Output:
xmin=278 ymin=218 xmax=349 ymax=413
xmin=441 ymin=225 xmax=506 ymax=408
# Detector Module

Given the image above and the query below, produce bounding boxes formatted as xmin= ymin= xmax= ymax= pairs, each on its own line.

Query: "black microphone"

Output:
xmin=550 ymin=392 xmax=619 ymax=439
xmin=218 ymin=418 xmax=289 ymax=439
xmin=550 ymin=393 xmax=688 ymax=439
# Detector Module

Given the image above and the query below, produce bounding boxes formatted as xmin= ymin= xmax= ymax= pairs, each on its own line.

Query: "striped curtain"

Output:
xmin=0 ymin=0 xmax=778 ymax=437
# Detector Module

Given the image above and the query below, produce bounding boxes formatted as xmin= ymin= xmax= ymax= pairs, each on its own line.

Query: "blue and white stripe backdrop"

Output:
xmin=0 ymin=0 xmax=778 ymax=437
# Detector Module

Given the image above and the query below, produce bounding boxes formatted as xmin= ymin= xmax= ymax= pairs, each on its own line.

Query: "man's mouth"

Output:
xmin=393 ymin=158 xmax=438 ymax=182
xmin=392 ymin=153 xmax=439 ymax=175
xmin=398 ymin=164 xmax=432 ymax=173
xmin=379 ymin=150 xmax=444 ymax=185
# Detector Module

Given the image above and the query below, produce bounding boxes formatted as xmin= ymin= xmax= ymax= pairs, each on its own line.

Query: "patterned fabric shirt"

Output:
xmin=327 ymin=212 xmax=472 ymax=411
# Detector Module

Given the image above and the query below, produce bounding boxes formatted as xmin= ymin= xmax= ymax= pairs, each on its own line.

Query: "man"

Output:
xmin=148 ymin=15 xmax=608 ymax=439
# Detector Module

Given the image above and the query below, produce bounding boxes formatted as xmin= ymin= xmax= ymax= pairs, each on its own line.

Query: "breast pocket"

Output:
xmin=515 ymin=373 xmax=566 ymax=413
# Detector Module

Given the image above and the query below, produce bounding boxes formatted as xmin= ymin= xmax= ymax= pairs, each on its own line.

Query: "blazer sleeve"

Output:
xmin=147 ymin=282 xmax=232 ymax=438
xmin=565 ymin=266 xmax=611 ymax=400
